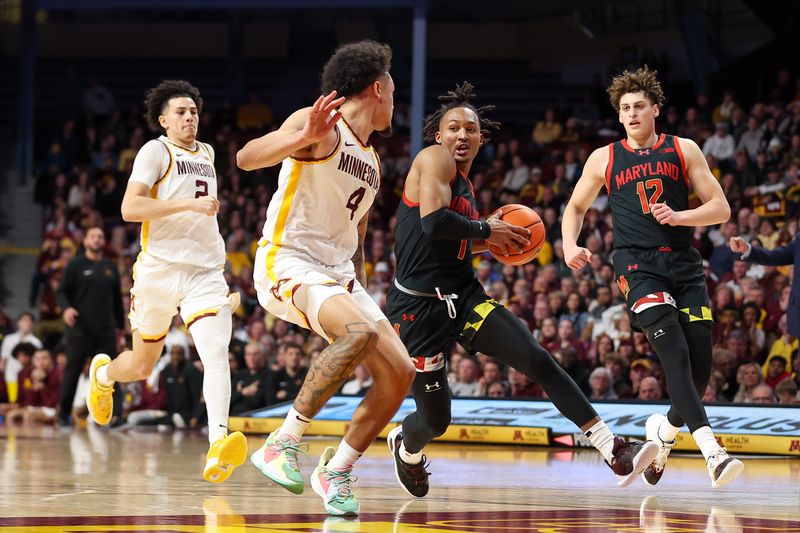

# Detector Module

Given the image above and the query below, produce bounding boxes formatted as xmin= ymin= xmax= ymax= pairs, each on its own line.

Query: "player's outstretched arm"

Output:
xmin=650 ymin=138 xmax=731 ymax=227
xmin=562 ymin=147 xmax=606 ymax=270
xmin=236 ymin=92 xmax=345 ymax=171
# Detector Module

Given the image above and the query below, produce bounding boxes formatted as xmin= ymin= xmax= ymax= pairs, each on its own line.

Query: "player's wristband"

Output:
xmin=420 ymin=207 xmax=491 ymax=240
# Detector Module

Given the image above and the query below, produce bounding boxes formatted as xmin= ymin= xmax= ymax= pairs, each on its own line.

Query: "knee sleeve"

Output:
xmin=637 ymin=306 xmax=709 ymax=432
xmin=402 ymin=366 xmax=451 ymax=453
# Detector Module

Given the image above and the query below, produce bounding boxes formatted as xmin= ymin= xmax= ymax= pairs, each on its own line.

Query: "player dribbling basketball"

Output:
xmin=385 ymin=82 xmax=659 ymax=498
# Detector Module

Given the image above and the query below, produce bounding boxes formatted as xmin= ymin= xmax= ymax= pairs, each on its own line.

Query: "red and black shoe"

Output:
xmin=387 ymin=426 xmax=430 ymax=498
xmin=606 ymin=436 xmax=659 ymax=487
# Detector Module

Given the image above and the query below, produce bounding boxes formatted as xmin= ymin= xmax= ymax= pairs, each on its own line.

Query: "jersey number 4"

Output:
xmin=346 ymin=187 xmax=366 ymax=220
xmin=636 ymin=178 xmax=663 ymax=214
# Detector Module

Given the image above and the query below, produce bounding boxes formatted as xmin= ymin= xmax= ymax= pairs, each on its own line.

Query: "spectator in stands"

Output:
xmin=628 ymin=358 xmax=654 ymax=399
xmin=451 ymin=356 xmax=481 ymax=397
xmin=230 ymin=342 xmax=269 ymax=415
xmin=733 ymin=362 xmax=764 ymax=403
xmin=588 ymin=367 xmax=617 ymax=400
xmin=712 ymin=90 xmax=739 ymax=126
xmin=486 ymin=380 xmax=510 ymax=398
xmin=264 ymin=342 xmax=307 ymax=405
xmin=236 ymin=91 xmax=273 ymax=131
xmin=507 ymin=366 xmax=542 ymax=398
xmin=478 ymin=359 xmax=506 ymax=396
xmin=703 ymin=122 xmax=735 ymax=164
xmin=775 ymin=378 xmax=798 ymax=405
xmin=532 ymin=109 xmax=562 ymax=146
xmin=750 ymin=383 xmax=777 ymax=404
xmin=763 ymin=355 xmax=791 ymax=389
xmin=737 ymin=116 xmax=764 ymax=160
xmin=1 ymin=313 xmax=43 ymax=401
xmin=499 ymin=155 xmax=529 ymax=197
xmin=5 ymin=349 xmax=61 ymax=426
xmin=638 ymin=376 xmax=662 ymax=401
xmin=603 ymin=351 xmax=632 ymax=398
xmin=82 ymin=78 xmax=115 ymax=118
xmin=162 ymin=344 xmax=204 ymax=428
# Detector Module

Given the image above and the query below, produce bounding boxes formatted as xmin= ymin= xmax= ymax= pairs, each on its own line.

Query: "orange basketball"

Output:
xmin=488 ymin=204 xmax=546 ymax=266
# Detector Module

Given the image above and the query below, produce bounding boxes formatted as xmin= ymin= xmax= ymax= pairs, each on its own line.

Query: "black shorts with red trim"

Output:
xmin=612 ymin=247 xmax=712 ymax=330
xmin=387 ymin=278 xmax=501 ymax=361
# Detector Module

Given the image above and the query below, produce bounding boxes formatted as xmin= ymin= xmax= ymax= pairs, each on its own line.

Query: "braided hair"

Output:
xmin=423 ymin=82 xmax=500 ymax=143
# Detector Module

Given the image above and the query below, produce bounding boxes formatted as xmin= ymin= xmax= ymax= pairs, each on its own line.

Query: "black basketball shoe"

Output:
xmin=387 ymin=426 xmax=430 ymax=497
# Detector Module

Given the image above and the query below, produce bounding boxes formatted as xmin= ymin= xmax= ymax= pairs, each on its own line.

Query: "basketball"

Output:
xmin=488 ymin=204 xmax=545 ymax=266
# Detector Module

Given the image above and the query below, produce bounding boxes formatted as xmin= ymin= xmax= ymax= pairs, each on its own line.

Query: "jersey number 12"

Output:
xmin=636 ymin=178 xmax=663 ymax=213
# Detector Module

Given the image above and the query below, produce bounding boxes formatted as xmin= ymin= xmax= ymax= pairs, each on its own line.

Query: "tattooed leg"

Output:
xmin=293 ymin=321 xmax=378 ymax=417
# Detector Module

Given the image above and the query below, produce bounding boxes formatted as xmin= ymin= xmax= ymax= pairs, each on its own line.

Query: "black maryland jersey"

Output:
xmin=394 ymin=170 xmax=479 ymax=293
xmin=605 ymin=133 xmax=692 ymax=249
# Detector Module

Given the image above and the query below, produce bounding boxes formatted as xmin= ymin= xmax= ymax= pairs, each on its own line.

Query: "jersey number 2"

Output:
xmin=195 ymin=180 xmax=208 ymax=198
xmin=346 ymin=187 xmax=366 ymax=220
xmin=636 ymin=178 xmax=663 ymax=213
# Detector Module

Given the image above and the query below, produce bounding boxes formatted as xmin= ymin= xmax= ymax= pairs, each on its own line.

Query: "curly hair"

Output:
xmin=143 ymin=80 xmax=203 ymax=133
xmin=320 ymin=40 xmax=392 ymax=98
xmin=423 ymin=82 xmax=501 ymax=143
xmin=606 ymin=66 xmax=665 ymax=112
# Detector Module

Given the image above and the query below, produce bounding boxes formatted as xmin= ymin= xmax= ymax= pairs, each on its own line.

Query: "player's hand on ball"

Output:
xmin=729 ymin=236 xmax=749 ymax=253
xmin=190 ymin=196 xmax=220 ymax=216
xmin=650 ymin=202 xmax=682 ymax=226
xmin=486 ymin=211 xmax=530 ymax=255
xmin=301 ymin=91 xmax=346 ymax=145
xmin=564 ymin=245 xmax=592 ymax=271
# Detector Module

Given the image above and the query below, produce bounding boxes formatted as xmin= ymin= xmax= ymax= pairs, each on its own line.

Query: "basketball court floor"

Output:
xmin=0 ymin=427 xmax=797 ymax=532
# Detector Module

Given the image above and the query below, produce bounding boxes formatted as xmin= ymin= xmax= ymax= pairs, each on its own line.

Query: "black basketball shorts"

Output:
xmin=387 ymin=279 xmax=501 ymax=369
xmin=612 ymin=247 xmax=712 ymax=329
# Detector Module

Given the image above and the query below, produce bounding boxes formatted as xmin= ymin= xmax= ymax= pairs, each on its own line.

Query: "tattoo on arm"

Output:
xmin=294 ymin=322 xmax=377 ymax=416
xmin=352 ymin=242 xmax=366 ymax=288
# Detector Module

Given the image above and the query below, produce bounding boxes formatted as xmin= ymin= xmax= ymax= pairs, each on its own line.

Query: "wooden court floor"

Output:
xmin=0 ymin=426 xmax=797 ymax=532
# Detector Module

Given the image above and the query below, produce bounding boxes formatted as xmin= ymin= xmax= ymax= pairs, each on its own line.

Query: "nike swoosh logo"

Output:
xmin=344 ymin=142 xmax=355 ymax=147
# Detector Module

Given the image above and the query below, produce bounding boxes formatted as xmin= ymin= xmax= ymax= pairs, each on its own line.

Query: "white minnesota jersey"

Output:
xmin=128 ymin=136 xmax=225 ymax=268
xmin=259 ymin=119 xmax=381 ymax=281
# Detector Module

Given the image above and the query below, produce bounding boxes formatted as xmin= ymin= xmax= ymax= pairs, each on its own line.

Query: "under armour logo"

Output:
xmin=653 ymin=329 xmax=665 ymax=339
xmin=402 ymin=313 xmax=415 ymax=321
xmin=628 ymin=264 xmax=639 ymax=271
xmin=424 ymin=382 xmax=441 ymax=392
xmin=638 ymin=149 xmax=650 ymax=155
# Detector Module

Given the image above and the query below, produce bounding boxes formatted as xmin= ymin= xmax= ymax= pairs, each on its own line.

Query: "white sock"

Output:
xmin=658 ymin=418 xmax=680 ymax=444
xmin=399 ymin=441 xmax=424 ymax=465
xmin=326 ymin=439 xmax=363 ymax=471
xmin=189 ymin=308 xmax=232 ymax=444
xmin=692 ymin=426 xmax=721 ymax=461
xmin=585 ymin=420 xmax=615 ymax=463
xmin=278 ymin=407 xmax=311 ymax=440
xmin=96 ymin=364 xmax=114 ymax=387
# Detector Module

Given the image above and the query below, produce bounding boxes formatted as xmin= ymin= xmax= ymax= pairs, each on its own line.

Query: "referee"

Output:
xmin=57 ymin=227 xmax=124 ymax=426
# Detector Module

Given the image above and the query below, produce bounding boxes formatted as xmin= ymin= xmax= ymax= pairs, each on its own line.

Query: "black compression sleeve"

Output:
xmin=420 ymin=207 xmax=491 ymax=240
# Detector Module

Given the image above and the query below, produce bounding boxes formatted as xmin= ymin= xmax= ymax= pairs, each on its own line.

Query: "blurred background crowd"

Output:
xmin=0 ymin=53 xmax=798 ymax=430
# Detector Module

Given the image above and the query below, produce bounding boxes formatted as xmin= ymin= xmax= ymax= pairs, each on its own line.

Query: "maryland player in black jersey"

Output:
xmin=562 ymin=67 xmax=744 ymax=488
xmin=386 ymin=83 xmax=659 ymax=498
